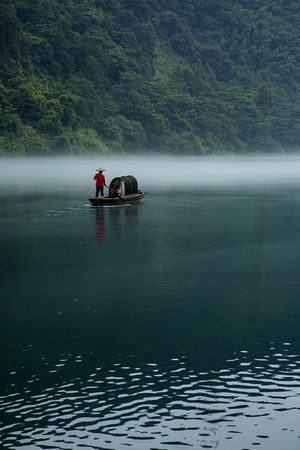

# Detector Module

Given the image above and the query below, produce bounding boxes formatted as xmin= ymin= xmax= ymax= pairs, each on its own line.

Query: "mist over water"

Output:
xmin=1 ymin=154 xmax=300 ymax=193
xmin=1 ymin=154 xmax=300 ymax=449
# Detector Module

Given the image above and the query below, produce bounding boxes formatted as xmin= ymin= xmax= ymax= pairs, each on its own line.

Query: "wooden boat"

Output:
xmin=89 ymin=175 xmax=147 ymax=205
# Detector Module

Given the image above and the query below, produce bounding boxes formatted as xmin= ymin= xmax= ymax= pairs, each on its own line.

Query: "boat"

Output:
xmin=89 ymin=175 xmax=147 ymax=205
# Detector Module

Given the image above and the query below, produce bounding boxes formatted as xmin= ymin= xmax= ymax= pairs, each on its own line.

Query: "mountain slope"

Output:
xmin=1 ymin=0 xmax=300 ymax=155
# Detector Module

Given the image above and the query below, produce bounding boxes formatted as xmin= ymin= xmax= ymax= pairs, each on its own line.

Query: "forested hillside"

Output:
xmin=1 ymin=0 xmax=300 ymax=155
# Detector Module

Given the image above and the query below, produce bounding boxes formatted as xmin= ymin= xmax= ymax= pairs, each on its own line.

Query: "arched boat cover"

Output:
xmin=108 ymin=175 xmax=139 ymax=196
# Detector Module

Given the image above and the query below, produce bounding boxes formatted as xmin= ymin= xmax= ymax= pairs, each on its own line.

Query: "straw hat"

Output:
xmin=96 ymin=167 xmax=106 ymax=171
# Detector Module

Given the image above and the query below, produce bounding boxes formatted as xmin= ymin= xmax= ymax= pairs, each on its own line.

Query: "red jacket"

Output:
xmin=94 ymin=173 xmax=105 ymax=186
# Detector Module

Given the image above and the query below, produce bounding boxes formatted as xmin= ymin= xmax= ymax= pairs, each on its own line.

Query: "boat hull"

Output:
xmin=89 ymin=191 xmax=147 ymax=205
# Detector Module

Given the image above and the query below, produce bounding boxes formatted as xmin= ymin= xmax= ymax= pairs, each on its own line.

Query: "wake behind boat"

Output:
xmin=89 ymin=175 xmax=147 ymax=205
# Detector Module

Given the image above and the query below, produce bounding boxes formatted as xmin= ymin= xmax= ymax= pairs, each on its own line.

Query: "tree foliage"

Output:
xmin=1 ymin=0 xmax=300 ymax=154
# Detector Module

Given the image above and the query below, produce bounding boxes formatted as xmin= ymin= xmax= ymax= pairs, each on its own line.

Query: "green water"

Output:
xmin=1 ymin=180 xmax=300 ymax=449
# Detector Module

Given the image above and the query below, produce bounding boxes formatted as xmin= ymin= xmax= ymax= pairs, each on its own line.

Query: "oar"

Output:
xmin=105 ymin=184 xmax=125 ymax=202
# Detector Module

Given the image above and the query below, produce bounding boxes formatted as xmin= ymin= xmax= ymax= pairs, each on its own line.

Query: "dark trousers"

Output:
xmin=95 ymin=186 xmax=104 ymax=197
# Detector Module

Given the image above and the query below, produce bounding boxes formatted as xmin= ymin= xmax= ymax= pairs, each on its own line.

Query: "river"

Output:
xmin=1 ymin=155 xmax=300 ymax=449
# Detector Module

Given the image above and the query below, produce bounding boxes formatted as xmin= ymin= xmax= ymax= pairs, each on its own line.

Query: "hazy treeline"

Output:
xmin=1 ymin=0 xmax=300 ymax=155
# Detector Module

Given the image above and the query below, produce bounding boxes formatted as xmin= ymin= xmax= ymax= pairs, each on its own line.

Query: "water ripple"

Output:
xmin=1 ymin=344 xmax=300 ymax=449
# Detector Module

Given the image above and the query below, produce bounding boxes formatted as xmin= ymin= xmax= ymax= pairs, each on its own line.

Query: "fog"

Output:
xmin=1 ymin=154 xmax=300 ymax=192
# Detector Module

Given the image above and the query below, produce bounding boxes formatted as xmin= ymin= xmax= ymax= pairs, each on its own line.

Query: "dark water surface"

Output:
xmin=1 ymin=158 xmax=300 ymax=449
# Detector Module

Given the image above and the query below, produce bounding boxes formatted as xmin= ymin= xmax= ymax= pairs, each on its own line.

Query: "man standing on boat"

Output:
xmin=94 ymin=168 xmax=106 ymax=197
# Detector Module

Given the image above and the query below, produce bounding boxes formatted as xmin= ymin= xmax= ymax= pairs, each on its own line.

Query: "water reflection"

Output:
xmin=92 ymin=203 xmax=143 ymax=246
xmin=95 ymin=208 xmax=105 ymax=244
xmin=108 ymin=203 xmax=141 ymax=232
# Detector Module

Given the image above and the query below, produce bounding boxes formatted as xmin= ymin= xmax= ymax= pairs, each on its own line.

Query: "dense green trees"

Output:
xmin=1 ymin=0 xmax=300 ymax=154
